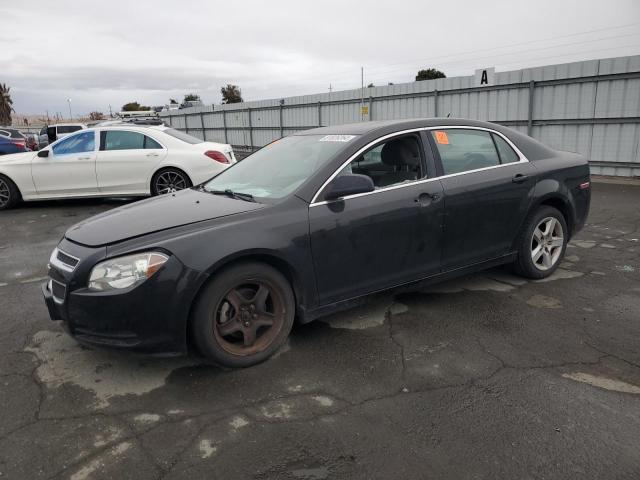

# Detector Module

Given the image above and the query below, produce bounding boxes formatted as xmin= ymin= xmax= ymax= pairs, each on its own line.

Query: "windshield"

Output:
xmin=203 ymin=135 xmax=354 ymax=199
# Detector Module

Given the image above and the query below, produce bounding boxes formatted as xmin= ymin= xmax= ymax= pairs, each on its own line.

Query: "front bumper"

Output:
xmin=42 ymin=238 xmax=206 ymax=356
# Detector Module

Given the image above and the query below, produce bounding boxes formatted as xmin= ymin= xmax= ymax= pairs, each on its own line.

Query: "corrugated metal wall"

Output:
xmin=161 ymin=55 xmax=640 ymax=177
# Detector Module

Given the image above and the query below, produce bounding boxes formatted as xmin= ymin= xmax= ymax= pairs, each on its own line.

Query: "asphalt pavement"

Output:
xmin=0 ymin=182 xmax=639 ymax=479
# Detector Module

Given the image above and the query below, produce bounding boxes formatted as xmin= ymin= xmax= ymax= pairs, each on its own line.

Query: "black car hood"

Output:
xmin=65 ymin=188 xmax=265 ymax=247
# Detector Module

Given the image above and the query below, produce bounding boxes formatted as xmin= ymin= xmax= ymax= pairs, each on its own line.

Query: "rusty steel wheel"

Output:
xmin=213 ymin=280 xmax=285 ymax=356
xmin=192 ymin=262 xmax=295 ymax=367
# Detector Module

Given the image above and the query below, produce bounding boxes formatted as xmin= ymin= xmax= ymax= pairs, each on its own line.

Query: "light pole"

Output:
xmin=67 ymin=98 xmax=72 ymax=120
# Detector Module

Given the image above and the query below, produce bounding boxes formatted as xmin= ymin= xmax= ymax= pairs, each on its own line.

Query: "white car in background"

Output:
xmin=38 ymin=123 xmax=87 ymax=149
xmin=0 ymin=125 xmax=236 ymax=210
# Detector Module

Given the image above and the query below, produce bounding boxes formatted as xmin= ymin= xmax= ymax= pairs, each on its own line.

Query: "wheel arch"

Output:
xmin=510 ymin=193 xmax=574 ymax=253
xmin=532 ymin=194 xmax=574 ymax=237
xmin=185 ymin=250 xmax=306 ymax=351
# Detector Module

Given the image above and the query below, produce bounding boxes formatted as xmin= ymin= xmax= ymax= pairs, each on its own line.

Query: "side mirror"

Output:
xmin=325 ymin=174 xmax=374 ymax=201
xmin=38 ymin=149 xmax=49 ymax=158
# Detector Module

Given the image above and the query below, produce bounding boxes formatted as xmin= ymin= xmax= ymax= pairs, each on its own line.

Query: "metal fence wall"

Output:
xmin=161 ymin=55 xmax=640 ymax=177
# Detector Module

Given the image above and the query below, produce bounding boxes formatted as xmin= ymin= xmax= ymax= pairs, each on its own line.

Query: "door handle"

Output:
xmin=512 ymin=173 xmax=529 ymax=184
xmin=78 ymin=156 xmax=92 ymax=160
xmin=414 ymin=192 xmax=440 ymax=205
xmin=146 ymin=152 xmax=159 ymax=157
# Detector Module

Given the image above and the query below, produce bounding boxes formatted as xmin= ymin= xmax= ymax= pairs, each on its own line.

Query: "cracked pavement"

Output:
xmin=1 ymin=182 xmax=639 ymax=479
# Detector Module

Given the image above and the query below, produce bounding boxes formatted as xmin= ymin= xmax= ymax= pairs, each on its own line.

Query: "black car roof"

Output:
xmin=299 ymin=118 xmax=555 ymax=161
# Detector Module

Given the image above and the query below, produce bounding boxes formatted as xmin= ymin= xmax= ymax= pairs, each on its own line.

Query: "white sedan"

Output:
xmin=0 ymin=125 xmax=236 ymax=210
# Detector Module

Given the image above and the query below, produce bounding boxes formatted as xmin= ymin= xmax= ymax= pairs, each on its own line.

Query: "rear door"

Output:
xmin=96 ymin=129 xmax=167 ymax=194
xmin=428 ymin=128 xmax=536 ymax=270
xmin=31 ymin=130 xmax=98 ymax=196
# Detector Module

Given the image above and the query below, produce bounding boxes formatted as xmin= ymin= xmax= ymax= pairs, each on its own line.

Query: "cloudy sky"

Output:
xmin=2 ymin=0 xmax=640 ymax=116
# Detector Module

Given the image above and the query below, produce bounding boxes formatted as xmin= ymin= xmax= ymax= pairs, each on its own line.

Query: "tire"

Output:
xmin=0 ymin=174 xmax=21 ymax=210
xmin=513 ymin=206 xmax=568 ymax=279
xmin=191 ymin=262 xmax=295 ymax=368
xmin=151 ymin=168 xmax=192 ymax=196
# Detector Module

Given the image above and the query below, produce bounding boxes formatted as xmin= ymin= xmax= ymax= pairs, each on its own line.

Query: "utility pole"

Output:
xmin=360 ymin=66 xmax=364 ymax=121
xmin=67 ymin=98 xmax=72 ymax=121
xmin=108 ymin=104 xmax=113 ymax=118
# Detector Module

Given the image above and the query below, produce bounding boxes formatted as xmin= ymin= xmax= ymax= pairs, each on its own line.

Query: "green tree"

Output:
xmin=220 ymin=84 xmax=243 ymax=104
xmin=121 ymin=102 xmax=151 ymax=111
xmin=415 ymin=68 xmax=446 ymax=81
xmin=89 ymin=111 xmax=104 ymax=121
xmin=169 ymin=98 xmax=178 ymax=104
xmin=183 ymin=93 xmax=201 ymax=102
xmin=0 ymin=83 xmax=14 ymax=125
xmin=367 ymin=83 xmax=375 ymax=88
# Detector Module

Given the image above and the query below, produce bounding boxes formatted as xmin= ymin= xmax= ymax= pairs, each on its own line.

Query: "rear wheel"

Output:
xmin=151 ymin=168 xmax=192 ymax=195
xmin=0 ymin=175 xmax=20 ymax=210
xmin=192 ymin=262 xmax=295 ymax=367
xmin=514 ymin=206 xmax=567 ymax=279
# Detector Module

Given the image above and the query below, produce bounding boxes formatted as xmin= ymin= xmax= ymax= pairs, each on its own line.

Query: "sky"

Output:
xmin=2 ymin=0 xmax=640 ymax=116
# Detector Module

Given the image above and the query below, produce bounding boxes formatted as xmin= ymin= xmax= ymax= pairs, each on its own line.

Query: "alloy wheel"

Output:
xmin=155 ymin=170 xmax=188 ymax=194
xmin=213 ymin=280 xmax=285 ymax=356
xmin=0 ymin=177 xmax=10 ymax=208
xmin=531 ymin=216 xmax=564 ymax=271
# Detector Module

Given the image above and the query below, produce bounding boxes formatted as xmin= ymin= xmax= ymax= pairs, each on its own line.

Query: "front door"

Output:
xmin=427 ymin=128 xmax=536 ymax=270
xmin=309 ymin=133 xmax=444 ymax=305
xmin=31 ymin=130 xmax=98 ymax=197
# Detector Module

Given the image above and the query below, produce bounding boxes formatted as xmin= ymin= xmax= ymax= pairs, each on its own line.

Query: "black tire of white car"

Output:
xmin=514 ymin=206 xmax=568 ymax=279
xmin=0 ymin=174 xmax=20 ymax=210
xmin=151 ymin=168 xmax=192 ymax=196
xmin=191 ymin=262 xmax=295 ymax=368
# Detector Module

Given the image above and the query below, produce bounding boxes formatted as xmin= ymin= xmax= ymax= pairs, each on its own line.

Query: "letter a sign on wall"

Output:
xmin=474 ymin=67 xmax=495 ymax=87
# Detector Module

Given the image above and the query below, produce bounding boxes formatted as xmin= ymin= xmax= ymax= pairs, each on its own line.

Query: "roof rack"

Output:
xmin=94 ymin=119 xmax=165 ymax=127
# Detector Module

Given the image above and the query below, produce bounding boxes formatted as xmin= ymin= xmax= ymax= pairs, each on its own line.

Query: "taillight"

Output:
xmin=204 ymin=150 xmax=229 ymax=164
xmin=579 ymin=181 xmax=590 ymax=190
xmin=12 ymin=141 xmax=26 ymax=149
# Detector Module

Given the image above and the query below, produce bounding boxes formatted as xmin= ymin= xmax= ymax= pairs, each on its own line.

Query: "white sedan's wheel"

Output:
xmin=0 ymin=175 xmax=20 ymax=210
xmin=152 ymin=169 xmax=192 ymax=195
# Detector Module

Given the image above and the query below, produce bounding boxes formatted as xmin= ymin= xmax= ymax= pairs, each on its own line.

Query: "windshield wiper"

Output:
xmin=209 ymin=189 xmax=256 ymax=202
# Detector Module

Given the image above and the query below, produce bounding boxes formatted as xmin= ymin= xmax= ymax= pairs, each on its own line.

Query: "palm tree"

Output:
xmin=0 ymin=83 xmax=13 ymax=126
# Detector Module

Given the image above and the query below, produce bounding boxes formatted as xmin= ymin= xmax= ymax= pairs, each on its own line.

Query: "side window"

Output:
xmin=144 ymin=135 xmax=162 ymax=149
xmin=336 ymin=135 xmax=424 ymax=189
xmin=101 ymin=131 xmax=145 ymax=150
xmin=39 ymin=127 xmax=47 ymax=135
xmin=52 ymin=131 xmax=95 ymax=155
xmin=430 ymin=129 xmax=500 ymax=175
xmin=492 ymin=134 xmax=520 ymax=164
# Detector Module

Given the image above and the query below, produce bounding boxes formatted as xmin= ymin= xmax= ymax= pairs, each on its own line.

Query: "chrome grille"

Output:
xmin=49 ymin=247 xmax=80 ymax=273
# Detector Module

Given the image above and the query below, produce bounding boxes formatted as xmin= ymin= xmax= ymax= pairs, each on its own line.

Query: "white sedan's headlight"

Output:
xmin=88 ymin=252 xmax=169 ymax=291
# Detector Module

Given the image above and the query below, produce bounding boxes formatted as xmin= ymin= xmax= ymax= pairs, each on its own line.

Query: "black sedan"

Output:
xmin=43 ymin=119 xmax=591 ymax=367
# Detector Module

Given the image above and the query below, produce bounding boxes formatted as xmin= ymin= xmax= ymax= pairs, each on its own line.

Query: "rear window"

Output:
xmin=57 ymin=125 xmax=83 ymax=134
xmin=163 ymin=128 xmax=203 ymax=144
xmin=0 ymin=128 xmax=25 ymax=139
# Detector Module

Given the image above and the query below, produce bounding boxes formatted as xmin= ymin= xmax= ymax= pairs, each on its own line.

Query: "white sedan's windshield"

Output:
xmin=203 ymin=135 xmax=355 ymax=199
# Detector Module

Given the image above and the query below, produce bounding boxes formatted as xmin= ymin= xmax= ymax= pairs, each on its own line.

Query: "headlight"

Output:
xmin=88 ymin=252 xmax=169 ymax=291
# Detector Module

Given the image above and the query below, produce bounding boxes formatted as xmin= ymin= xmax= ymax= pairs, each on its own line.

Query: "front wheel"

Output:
xmin=191 ymin=262 xmax=295 ymax=367
xmin=151 ymin=168 xmax=192 ymax=195
xmin=514 ymin=206 xmax=568 ymax=279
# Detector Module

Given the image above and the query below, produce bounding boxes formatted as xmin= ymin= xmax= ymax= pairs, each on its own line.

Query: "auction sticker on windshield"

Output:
xmin=319 ymin=135 xmax=356 ymax=142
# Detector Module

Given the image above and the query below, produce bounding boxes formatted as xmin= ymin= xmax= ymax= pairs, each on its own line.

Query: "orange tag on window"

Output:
xmin=434 ymin=131 xmax=449 ymax=145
